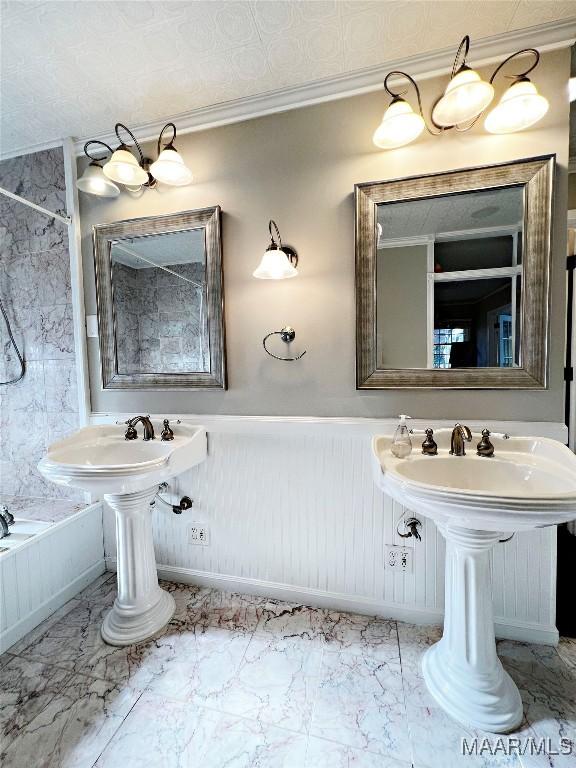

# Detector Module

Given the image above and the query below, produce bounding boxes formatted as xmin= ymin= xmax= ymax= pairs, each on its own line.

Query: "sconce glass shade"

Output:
xmin=432 ymin=68 xmax=494 ymax=127
xmin=373 ymin=98 xmax=425 ymax=149
xmin=253 ymin=247 xmax=298 ymax=279
xmin=103 ymin=148 xmax=148 ymax=186
xmin=149 ymin=147 xmax=193 ymax=186
xmin=76 ymin=163 xmax=120 ymax=197
xmin=484 ymin=79 xmax=549 ymax=134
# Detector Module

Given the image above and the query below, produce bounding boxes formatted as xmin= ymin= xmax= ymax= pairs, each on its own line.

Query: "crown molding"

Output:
xmin=1 ymin=18 xmax=574 ymax=161
xmin=69 ymin=18 xmax=575 ymax=156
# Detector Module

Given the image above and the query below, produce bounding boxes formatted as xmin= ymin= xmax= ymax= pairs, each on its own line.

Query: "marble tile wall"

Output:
xmin=0 ymin=146 xmax=81 ymax=500
xmin=113 ymin=260 xmax=208 ymax=374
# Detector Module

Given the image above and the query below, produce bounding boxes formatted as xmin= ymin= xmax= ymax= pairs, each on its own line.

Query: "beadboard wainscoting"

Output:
xmin=1 ymin=503 xmax=105 ymax=652
xmin=97 ymin=417 xmax=563 ymax=645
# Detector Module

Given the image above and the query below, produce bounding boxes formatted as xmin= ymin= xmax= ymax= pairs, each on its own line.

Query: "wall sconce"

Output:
xmin=77 ymin=122 xmax=193 ymax=197
xmin=253 ymin=220 xmax=298 ymax=279
xmin=373 ymin=37 xmax=548 ymax=150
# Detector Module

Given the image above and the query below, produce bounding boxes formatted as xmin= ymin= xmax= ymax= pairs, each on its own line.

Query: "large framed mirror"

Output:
xmin=93 ymin=206 xmax=226 ymax=389
xmin=355 ymin=156 xmax=554 ymax=389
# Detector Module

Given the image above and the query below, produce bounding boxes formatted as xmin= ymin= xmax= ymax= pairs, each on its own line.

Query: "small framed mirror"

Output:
xmin=93 ymin=206 xmax=226 ymax=389
xmin=355 ymin=156 xmax=554 ymax=389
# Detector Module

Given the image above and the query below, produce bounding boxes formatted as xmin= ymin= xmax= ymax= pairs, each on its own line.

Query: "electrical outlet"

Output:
xmin=385 ymin=545 xmax=412 ymax=573
xmin=189 ymin=523 xmax=210 ymax=546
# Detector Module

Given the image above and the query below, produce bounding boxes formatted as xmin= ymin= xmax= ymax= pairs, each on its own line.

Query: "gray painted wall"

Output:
xmin=0 ymin=147 xmax=81 ymax=500
xmin=79 ymin=48 xmax=570 ymax=421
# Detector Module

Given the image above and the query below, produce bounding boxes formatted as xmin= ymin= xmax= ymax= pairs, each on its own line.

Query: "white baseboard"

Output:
xmin=1 ymin=559 xmax=106 ymax=653
xmin=104 ymin=558 xmax=559 ymax=646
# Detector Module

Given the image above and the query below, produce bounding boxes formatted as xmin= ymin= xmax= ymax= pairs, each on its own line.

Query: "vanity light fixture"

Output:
xmin=484 ymin=50 xmax=548 ymax=134
xmin=78 ymin=122 xmax=193 ymax=197
xmin=149 ymin=123 xmax=193 ymax=186
xmin=431 ymin=37 xmax=494 ymax=127
xmin=76 ymin=141 xmax=121 ymax=198
xmin=374 ymin=37 xmax=548 ymax=150
xmin=373 ymin=72 xmax=425 ymax=149
xmin=253 ymin=220 xmax=298 ymax=279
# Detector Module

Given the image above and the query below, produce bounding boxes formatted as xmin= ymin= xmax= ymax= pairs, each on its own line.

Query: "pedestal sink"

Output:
xmin=372 ymin=429 xmax=576 ymax=733
xmin=39 ymin=422 xmax=207 ymax=646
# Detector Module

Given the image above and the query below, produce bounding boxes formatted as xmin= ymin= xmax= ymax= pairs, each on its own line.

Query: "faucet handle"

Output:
xmin=421 ymin=428 xmax=438 ymax=456
xmin=477 ymin=428 xmax=495 ymax=458
xmin=161 ymin=419 xmax=174 ymax=442
xmin=124 ymin=421 xmax=138 ymax=440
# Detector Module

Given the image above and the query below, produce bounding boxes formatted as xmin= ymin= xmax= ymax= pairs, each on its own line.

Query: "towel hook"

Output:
xmin=263 ymin=326 xmax=307 ymax=362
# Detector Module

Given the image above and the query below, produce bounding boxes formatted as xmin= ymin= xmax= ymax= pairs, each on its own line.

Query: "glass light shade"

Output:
xmin=253 ymin=248 xmax=298 ymax=279
xmin=149 ymin=147 xmax=193 ymax=186
xmin=373 ymin=99 xmax=425 ymax=149
xmin=103 ymin=148 xmax=148 ymax=186
xmin=570 ymin=77 xmax=576 ymax=103
xmin=484 ymin=79 xmax=549 ymax=134
xmin=432 ymin=68 xmax=494 ymax=127
xmin=76 ymin=163 xmax=120 ymax=197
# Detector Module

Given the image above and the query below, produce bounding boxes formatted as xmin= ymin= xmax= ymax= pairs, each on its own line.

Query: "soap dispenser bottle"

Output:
xmin=391 ymin=414 xmax=413 ymax=458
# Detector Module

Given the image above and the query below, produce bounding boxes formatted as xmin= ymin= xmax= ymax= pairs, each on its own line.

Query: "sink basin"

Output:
xmin=39 ymin=420 xmax=207 ymax=647
xmin=372 ymin=428 xmax=576 ymax=734
xmin=38 ymin=423 xmax=206 ymax=495
xmin=373 ymin=431 xmax=576 ymax=531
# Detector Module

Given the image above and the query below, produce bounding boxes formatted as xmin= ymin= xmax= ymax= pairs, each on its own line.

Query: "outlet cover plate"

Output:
xmin=189 ymin=523 xmax=210 ymax=546
xmin=384 ymin=545 xmax=413 ymax=573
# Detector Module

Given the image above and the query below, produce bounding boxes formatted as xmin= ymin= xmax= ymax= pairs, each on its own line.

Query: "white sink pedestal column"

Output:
xmin=101 ymin=486 xmax=175 ymax=646
xmin=422 ymin=525 xmax=523 ymax=733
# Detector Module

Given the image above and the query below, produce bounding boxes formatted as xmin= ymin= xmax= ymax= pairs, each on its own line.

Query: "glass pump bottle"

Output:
xmin=391 ymin=414 xmax=413 ymax=458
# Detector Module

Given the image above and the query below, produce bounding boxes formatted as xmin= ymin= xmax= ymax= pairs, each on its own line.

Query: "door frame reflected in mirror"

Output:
xmin=355 ymin=155 xmax=554 ymax=389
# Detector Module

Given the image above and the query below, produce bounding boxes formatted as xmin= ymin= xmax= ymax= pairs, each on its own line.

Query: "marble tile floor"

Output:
xmin=0 ymin=573 xmax=574 ymax=768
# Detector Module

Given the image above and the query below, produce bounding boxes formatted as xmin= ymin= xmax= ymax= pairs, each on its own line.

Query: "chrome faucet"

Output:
xmin=450 ymin=423 xmax=472 ymax=456
xmin=125 ymin=415 xmax=155 ymax=441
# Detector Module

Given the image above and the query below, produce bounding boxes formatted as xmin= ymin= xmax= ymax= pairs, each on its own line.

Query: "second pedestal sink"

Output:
xmin=39 ymin=421 xmax=207 ymax=646
xmin=372 ymin=428 xmax=576 ymax=733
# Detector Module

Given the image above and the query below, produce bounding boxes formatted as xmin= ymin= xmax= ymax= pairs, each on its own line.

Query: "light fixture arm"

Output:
xmin=451 ymin=35 xmax=470 ymax=77
xmin=157 ymin=122 xmax=177 ymax=156
xmin=83 ymin=140 xmax=114 ymax=163
xmin=114 ymin=122 xmax=145 ymax=164
xmin=267 ymin=219 xmax=298 ymax=267
xmin=269 ymin=219 xmax=282 ymax=249
xmin=489 ymin=48 xmax=540 ymax=85
xmin=383 ymin=71 xmax=441 ymax=136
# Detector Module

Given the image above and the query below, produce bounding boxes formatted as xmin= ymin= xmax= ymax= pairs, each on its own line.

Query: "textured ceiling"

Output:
xmin=112 ymin=230 xmax=206 ymax=269
xmin=377 ymin=187 xmax=523 ymax=240
xmin=1 ymin=0 xmax=575 ymax=157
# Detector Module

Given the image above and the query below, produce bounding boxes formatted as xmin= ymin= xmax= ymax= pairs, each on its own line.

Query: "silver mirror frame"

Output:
xmin=355 ymin=155 xmax=554 ymax=389
xmin=93 ymin=206 xmax=226 ymax=390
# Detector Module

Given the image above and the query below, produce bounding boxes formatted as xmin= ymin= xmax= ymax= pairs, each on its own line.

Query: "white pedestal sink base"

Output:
xmin=422 ymin=525 xmax=523 ymax=734
xmin=102 ymin=487 xmax=175 ymax=647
